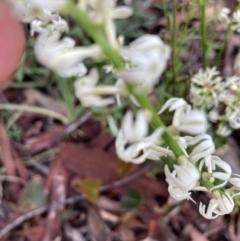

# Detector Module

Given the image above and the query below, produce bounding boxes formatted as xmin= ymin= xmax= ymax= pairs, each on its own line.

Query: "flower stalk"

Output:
xmin=64 ymin=2 xmax=185 ymax=158
xmin=171 ymin=0 xmax=178 ymax=81
xmin=216 ymin=2 xmax=240 ymax=67
xmin=201 ymin=0 xmax=208 ymax=69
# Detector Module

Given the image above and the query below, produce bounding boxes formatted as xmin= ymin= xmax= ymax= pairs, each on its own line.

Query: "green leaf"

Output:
xmin=79 ymin=178 xmax=102 ymax=203
xmin=18 ymin=178 xmax=45 ymax=212
xmin=121 ymin=188 xmax=142 ymax=210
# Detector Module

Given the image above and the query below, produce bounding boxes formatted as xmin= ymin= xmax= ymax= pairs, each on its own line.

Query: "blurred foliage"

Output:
xmin=121 ymin=188 xmax=142 ymax=210
xmin=79 ymin=178 xmax=102 ymax=203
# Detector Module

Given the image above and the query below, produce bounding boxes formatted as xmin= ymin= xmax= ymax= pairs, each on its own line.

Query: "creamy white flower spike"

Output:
xmin=117 ymin=35 xmax=171 ymax=93
xmin=74 ymin=68 xmax=119 ymax=107
xmin=121 ymin=110 xmax=150 ymax=143
xmin=34 ymin=32 xmax=104 ymax=78
xmin=164 ymin=159 xmax=200 ymax=192
xmin=190 ymin=67 xmax=223 ymax=109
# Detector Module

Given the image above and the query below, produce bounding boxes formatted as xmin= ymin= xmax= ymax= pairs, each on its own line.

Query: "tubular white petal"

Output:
xmin=74 ymin=69 xmax=116 ymax=107
xmin=168 ymin=185 xmax=195 ymax=202
xmin=177 ymin=110 xmax=207 ymax=135
xmin=164 ymin=162 xmax=199 ymax=191
xmin=213 ymin=191 xmax=234 ymax=215
xmin=158 ymin=98 xmax=189 ymax=114
xmin=229 ymin=175 xmax=240 ymax=188
xmin=112 ymin=7 xmax=133 ymax=19
xmin=35 ymin=32 xmax=102 ymax=78
xmin=199 ymin=200 xmax=219 ymax=219
xmin=28 ymin=0 xmax=66 ymax=10
xmin=121 ymin=110 xmax=149 ymax=143
xmin=117 ymin=35 xmax=170 ymax=92
xmin=189 ymin=139 xmax=215 ymax=162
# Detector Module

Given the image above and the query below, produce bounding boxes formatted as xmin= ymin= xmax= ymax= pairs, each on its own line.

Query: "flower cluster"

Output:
xmin=190 ymin=67 xmax=240 ymax=136
xmin=115 ymin=97 xmax=240 ymax=219
xmin=8 ymin=0 xmax=240 ymax=220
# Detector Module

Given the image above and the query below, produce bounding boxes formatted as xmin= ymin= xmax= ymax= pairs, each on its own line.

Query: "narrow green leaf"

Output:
xmin=79 ymin=178 xmax=102 ymax=203
xmin=121 ymin=188 xmax=142 ymax=210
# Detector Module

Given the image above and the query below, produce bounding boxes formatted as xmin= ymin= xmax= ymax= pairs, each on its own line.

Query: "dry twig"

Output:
xmin=0 ymin=163 xmax=152 ymax=238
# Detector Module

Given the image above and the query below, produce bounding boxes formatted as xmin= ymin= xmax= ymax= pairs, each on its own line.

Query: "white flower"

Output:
xmin=159 ymin=98 xmax=207 ymax=135
xmin=208 ymin=109 xmax=220 ymax=122
xmin=26 ymin=0 xmax=66 ymax=10
xmin=34 ymin=32 xmax=103 ymax=77
xmin=213 ymin=191 xmax=234 ymax=215
xmin=190 ymin=67 xmax=223 ymax=109
xmin=158 ymin=97 xmax=190 ymax=126
xmin=218 ymin=7 xmax=231 ymax=22
xmin=164 ymin=161 xmax=200 ymax=191
xmin=229 ymin=174 xmax=240 ymax=188
xmin=177 ymin=109 xmax=207 ymax=135
xmin=199 ymin=191 xmax=234 ymax=219
xmin=224 ymin=76 xmax=240 ymax=91
xmin=228 ymin=110 xmax=240 ymax=129
xmin=115 ymin=128 xmax=165 ymax=164
xmin=216 ymin=124 xmax=232 ymax=137
xmin=117 ymin=35 xmax=171 ymax=93
xmin=7 ymin=0 xmax=66 ymax=23
xmin=199 ymin=199 xmax=219 ymax=219
xmin=30 ymin=17 xmax=68 ymax=36
xmin=121 ymin=110 xmax=150 ymax=143
xmin=74 ymin=69 xmax=119 ymax=107
xmin=185 ymin=134 xmax=215 ymax=162
xmin=232 ymin=10 xmax=240 ymax=32
xmin=199 ymin=156 xmax=232 ymax=191
xmin=168 ymin=185 xmax=194 ymax=202
xmin=158 ymin=98 xmax=190 ymax=115
xmin=81 ymin=0 xmax=133 ymax=48
xmin=123 ymin=0 xmax=132 ymax=5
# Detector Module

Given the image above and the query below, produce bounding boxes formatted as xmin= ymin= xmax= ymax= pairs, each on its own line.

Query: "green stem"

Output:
xmin=59 ymin=78 xmax=75 ymax=122
xmin=171 ymin=0 xmax=178 ymax=81
xmin=216 ymin=23 xmax=232 ymax=67
xmin=65 ymin=2 xmax=124 ymax=69
xmin=0 ymin=104 xmax=68 ymax=124
xmin=201 ymin=0 xmax=208 ymax=69
xmin=216 ymin=2 xmax=240 ymax=67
